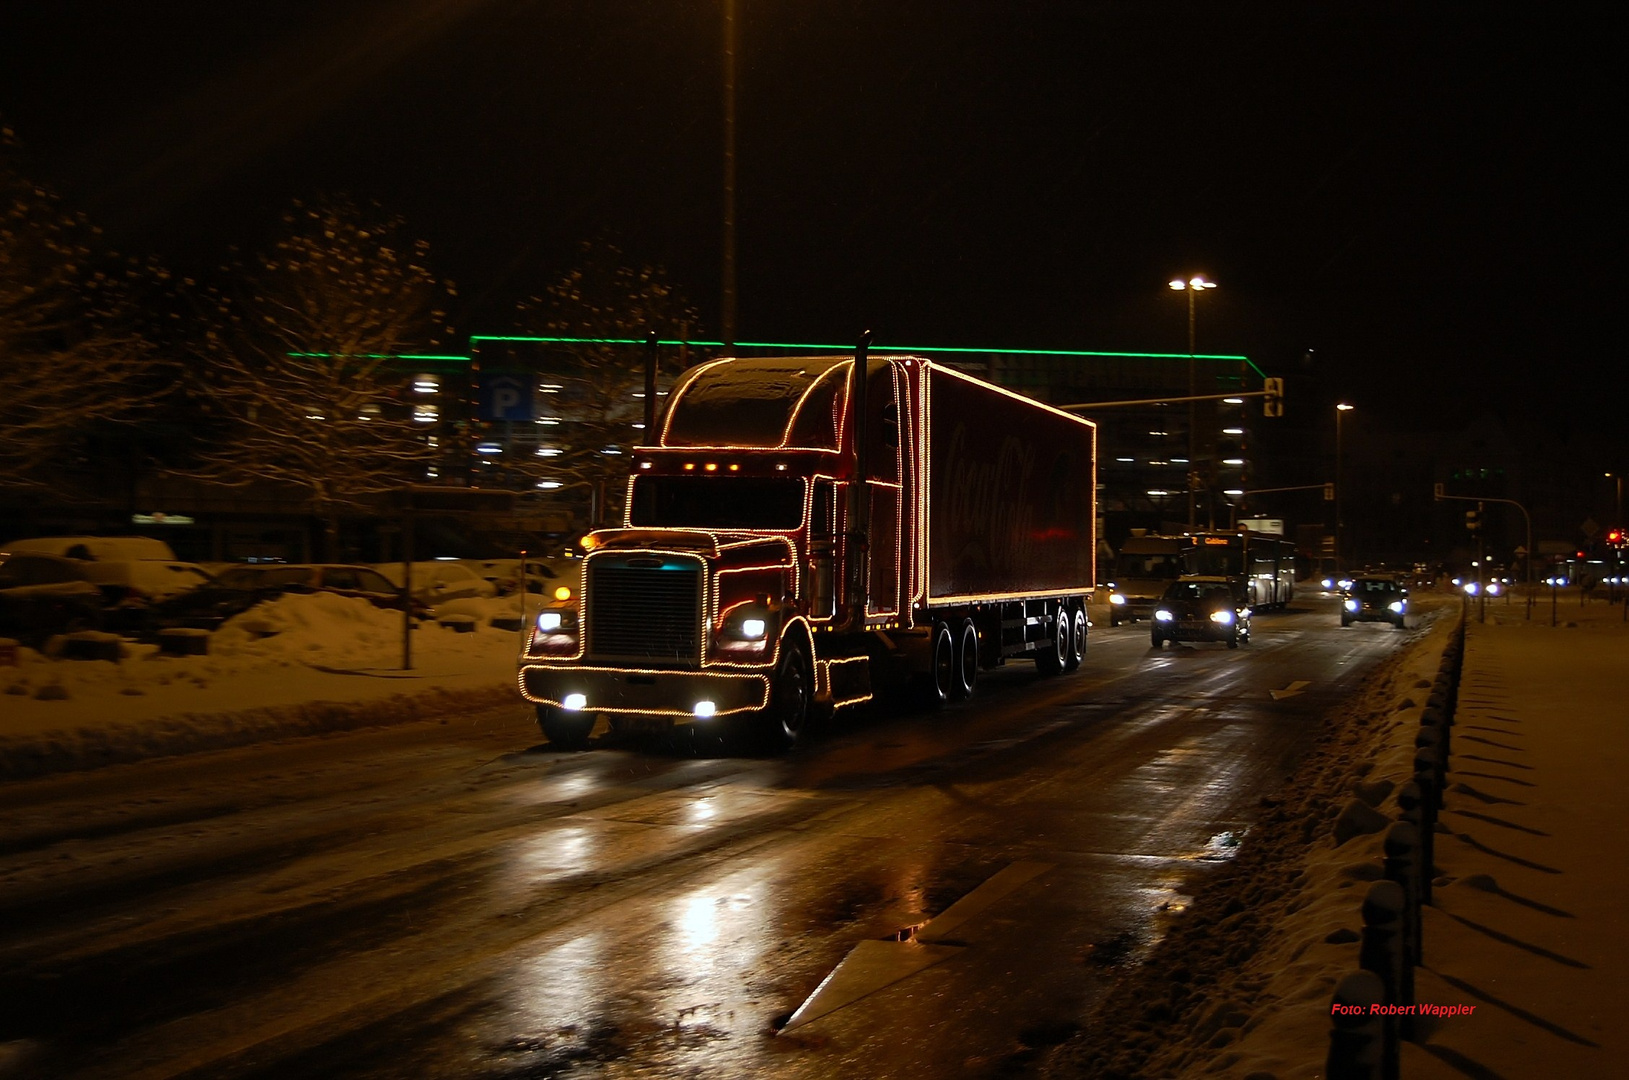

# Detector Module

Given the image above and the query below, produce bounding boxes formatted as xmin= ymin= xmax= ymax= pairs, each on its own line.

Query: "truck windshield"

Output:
xmin=628 ymin=476 xmax=805 ymax=530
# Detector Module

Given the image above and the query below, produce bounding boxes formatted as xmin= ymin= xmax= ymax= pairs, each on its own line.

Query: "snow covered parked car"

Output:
xmin=144 ymin=564 xmax=427 ymax=635
xmin=0 ymin=552 xmax=107 ymax=646
xmin=373 ymin=561 xmax=498 ymax=605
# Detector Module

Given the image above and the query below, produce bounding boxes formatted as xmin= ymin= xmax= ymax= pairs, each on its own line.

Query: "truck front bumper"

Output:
xmin=519 ymin=663 xmax=770 ymax=719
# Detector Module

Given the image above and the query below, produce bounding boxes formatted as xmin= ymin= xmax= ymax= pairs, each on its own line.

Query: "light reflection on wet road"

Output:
xmin=0 ymin=596 xmax=1426 ymax=1078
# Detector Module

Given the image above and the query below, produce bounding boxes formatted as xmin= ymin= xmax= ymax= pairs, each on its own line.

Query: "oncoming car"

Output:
xmin=1150 ymin=576 xmax=1252 ymax=649
xmin=1340 ymin=575 xmax=1408 ymax=628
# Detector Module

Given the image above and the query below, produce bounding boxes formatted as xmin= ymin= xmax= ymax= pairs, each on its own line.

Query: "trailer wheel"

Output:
xmin=953 ymin=618 xmax=979 ymax=698
xmin=1034 ymin=609 xmax=1067 ymax=676
xmin=1064 ymin=607 xmax=1087 ymax=672
xmin=537 ymin=704 xmax=595 ymax=750
xmin=916 ymin=622 xmax=956 ymax=707
xmin=763 ymin=638 xmax=813 ymax=751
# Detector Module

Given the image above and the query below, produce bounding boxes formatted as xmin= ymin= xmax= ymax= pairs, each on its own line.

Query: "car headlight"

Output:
xmin=1321 ymin=578 xmax=1334 ymax=590
xmin=1153 ymin=608 xmax=1174 ymax=622
xmin=1344 ymin=598 xmax=1359 ymax=612
xmin=1464 ymin=582 xmax=1479 ymax=595
xmin=1109 ymin=593 xmax=1127 ymax=605
xmin=1209 ymin=609 xmax=1235 ymax=625
xmin=1338 ymin=578 xmax=1354 ymax=591
xmin=1487 ymin=582 xmax=1501 ymax=595
xmin=1388 ymin=600 xmax=1405 ymax=613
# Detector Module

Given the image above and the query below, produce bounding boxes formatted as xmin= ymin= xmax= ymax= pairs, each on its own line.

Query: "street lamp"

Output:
xmin=1335 ymin=403 xmax=1354 ymax=571
xmin=1169 ymin=275 xmax=1217 ymax=528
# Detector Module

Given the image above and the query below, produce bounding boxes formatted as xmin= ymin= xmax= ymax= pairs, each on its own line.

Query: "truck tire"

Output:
xmin=763 ymin=638 xmax=813 ymax=751
xmin=916 ymin=622 xmax=956 ymax=707
xmin=538 ymin=704 xmax=595 ymax=750
xmin=953 ymin=618 xmax=979 ymax=698
xmin=1034 ymin=609 xmax=1067 ymax=676
xmin=1064 ymin=607 xmax=1087 ymax=671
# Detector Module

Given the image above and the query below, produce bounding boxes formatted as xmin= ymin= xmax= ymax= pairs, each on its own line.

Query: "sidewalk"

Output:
xmin=1405 ymin=596 xmax=1629 ymax=1076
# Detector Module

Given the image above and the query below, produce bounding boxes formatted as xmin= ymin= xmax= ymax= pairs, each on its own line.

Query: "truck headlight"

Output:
xmin=1109 ymin=593 xmax=1127 ymax=606
xmin=1344 ymin=598 xmax=1359 ymax=612
xmin=1153 ymin=608 xmax=1174 ymax=622
xmin=537 ymin=611 xmax=563 ymax=632
xmin=1209 ymin=609 xmax=1234 ymax=625
xmin=714 ymin=606 xmax=772 ymax=656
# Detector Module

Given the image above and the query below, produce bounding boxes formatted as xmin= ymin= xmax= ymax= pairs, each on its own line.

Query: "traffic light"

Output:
xmin=1263 ymin=377 xmax=1283 ymax=417
xmin=1609 ymin=528 xmax=1625 ymax=547
xmin=1465 ymin=509 xmax=1481 ymax=533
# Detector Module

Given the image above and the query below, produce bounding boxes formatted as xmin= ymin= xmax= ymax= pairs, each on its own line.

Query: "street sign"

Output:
xmin=478 ymin=373 xmax=534 ymax=421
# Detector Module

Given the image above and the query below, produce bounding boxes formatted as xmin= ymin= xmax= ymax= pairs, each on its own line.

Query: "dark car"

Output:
xmin=1150 ymin=576 xmax=1252 ymax=649
xmin=1341 ymin=575 xmax=1408 ymax=628
xmin=0 ymin=552 xmax=107 ymax=647
xmin=144 ymin=563 xmax=427 ymax=634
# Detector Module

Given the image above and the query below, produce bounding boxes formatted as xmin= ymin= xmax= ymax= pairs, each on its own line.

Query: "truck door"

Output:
xmin=810 ymin=479 xmax=836 ymax=621
xmin=866 ymin=374 xmax=902 ymax=617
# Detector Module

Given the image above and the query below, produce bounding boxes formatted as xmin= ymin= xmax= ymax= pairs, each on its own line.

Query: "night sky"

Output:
xmin=2 ymin=2 xmax=1619 ymax=436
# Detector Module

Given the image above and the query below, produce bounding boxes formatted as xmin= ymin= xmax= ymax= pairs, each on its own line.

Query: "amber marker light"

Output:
xmin=554 ymin=586 xmax=572 ymax=601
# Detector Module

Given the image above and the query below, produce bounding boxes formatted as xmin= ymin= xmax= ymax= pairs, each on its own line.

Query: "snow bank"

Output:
xmin=0 ymin=591 xmax=531 ymax=780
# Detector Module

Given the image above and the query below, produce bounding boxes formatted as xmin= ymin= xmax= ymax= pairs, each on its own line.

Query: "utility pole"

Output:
xmin=721 ymin=0 xmax=738 ymax=351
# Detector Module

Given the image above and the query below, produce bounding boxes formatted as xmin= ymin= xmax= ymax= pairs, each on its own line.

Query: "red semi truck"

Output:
xmin=518 ymin=346 xmax=1097 ymax=749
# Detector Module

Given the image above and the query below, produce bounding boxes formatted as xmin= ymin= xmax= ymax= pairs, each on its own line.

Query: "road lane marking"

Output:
xmin=1269 ymin=680 xmax=1311 ymax=700
xmin=778 ymin=861 xmax=1054 ymax=1033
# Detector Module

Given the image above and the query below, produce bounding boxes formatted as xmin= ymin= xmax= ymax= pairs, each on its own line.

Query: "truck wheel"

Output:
xmin=916 ymin=622 xmax=956 ymax=707
xmin=1034 ymin=610 xmax=1067 ymax=676
xmin=953 ymin=618 xmax=979 ymax=698
xmin=763 ymin=638 xmax=813 ymax=751
xmin=538 ymin=704 xmax=595 ymax=750
xmin=1064 ymin=608 xmax=1087 ymax=671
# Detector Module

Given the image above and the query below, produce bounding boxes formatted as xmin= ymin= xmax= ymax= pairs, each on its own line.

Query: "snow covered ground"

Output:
xmin=0 ymin=591 xmax=539 ymax=779
xmin=1043 ymin=590 xmax=1629 ymax=1079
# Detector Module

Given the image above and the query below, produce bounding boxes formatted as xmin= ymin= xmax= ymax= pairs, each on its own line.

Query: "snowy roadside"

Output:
xmin=1042 ymin=591 xmax=1629 ymax=1079
xmin=0 ymin=591 xmax=537 ymax=780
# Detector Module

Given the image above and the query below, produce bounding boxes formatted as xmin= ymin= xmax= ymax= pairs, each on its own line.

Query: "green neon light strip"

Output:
xmin=469 ymin=334 xmax=1258 ymax=373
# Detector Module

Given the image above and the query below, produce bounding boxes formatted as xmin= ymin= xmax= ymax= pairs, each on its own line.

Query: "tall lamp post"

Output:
xmin=1335 ymin=403 xmax=1354 ymax=571
xmin=1169 ymin=275 xmax=1217 ymax=528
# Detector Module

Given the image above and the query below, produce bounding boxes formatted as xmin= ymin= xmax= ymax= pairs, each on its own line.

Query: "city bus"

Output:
xmin=1184 ymin=530 xmax=1296 ymax=610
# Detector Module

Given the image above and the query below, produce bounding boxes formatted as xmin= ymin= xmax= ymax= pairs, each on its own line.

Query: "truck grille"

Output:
xmin=587 ymin=563 xmax=703 ymax=663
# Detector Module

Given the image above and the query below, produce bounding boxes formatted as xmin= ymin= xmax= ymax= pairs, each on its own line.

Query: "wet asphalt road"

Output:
xmin=0 ymin=595 xmax=1422 ymax=1079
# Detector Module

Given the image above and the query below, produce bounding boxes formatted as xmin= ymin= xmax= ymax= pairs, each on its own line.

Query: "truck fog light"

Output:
xmin=563 ymin=693 xmax=588 ymax=711
xmin=693 ymin=700 xmax=717 ymax=718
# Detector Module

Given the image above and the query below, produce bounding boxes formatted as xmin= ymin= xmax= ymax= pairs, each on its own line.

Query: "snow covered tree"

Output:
xmin=183 ymin=196 xmax=456 ymax=558
xmin=507 ymin=241 xmax=705 ymax=524
xmin=0 ymin=124 xmax=173 ymax=491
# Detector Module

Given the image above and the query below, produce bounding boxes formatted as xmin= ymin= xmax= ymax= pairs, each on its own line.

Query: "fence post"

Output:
xmin=1383 ymin=821 xmax=1422 ymax=968
xmin=1327 ymin=970 xmax=1388 ymax=1080
xmin=1359 ymin=879 xmax=1408 ymax=1073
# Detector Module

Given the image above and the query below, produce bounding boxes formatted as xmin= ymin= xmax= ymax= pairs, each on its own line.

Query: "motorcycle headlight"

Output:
xmin=1209 ymin=609 xmax=1234 ymax=625
xmin=1153 ymin=608 xmax=1174 ymax=622
xmin=1344 ymin=598 xmax=1359 ymax=612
